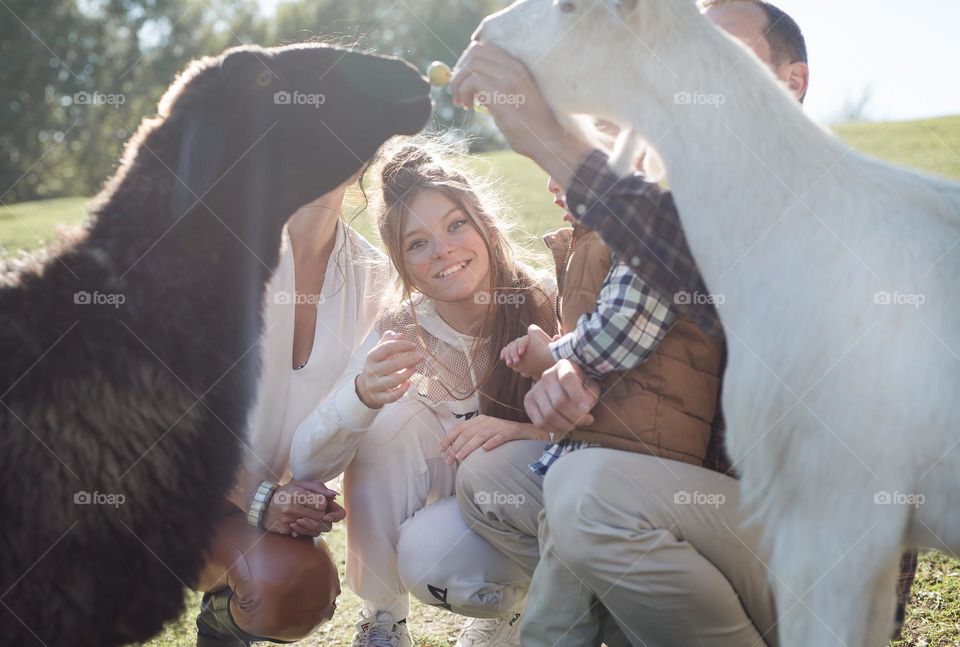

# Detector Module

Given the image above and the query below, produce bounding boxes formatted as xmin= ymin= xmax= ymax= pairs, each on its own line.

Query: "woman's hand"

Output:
xmin=355 ymin=330 xmax=424 ymax=409
xmin=439 ymin=415 xmax=546 ymax=465
xmin=262 ymin=480 xmax=338 ymax=536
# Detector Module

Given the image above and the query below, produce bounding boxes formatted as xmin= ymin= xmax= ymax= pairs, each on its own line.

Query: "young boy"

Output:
xmin=502 ymin=174 xmax=724 ymax=473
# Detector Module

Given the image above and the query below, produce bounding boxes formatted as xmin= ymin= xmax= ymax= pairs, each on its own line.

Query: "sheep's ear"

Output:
xmin=219 ymin=48 xmax=268 ymax=88
xmin=613 ymin=0 xmax=639 ymax=15
xmin=608 ymin=127 xmax=643 ymax=176
xmin=170 ymin=101 xmax=227 ymax=220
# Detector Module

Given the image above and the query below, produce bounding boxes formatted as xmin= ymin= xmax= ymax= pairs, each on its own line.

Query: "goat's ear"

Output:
xmin=613 ymin=0 xmax=639 ymax=15
xmin=170 ymin=100 xmax=227 ymax=220
xmin=608 ymin=128 xmax=643 ymax=177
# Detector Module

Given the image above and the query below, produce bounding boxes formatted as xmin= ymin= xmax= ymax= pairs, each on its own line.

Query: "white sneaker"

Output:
xmin=351 ymin=610 xmax=413 ymax=647
xmin=456 ymin=611 xmax=523 ymax=647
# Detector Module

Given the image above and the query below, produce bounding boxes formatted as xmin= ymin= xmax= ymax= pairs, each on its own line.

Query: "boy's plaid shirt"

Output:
xmin=549 ymin=261 xmax=677 ymax=379
xmin=531 ymin=261 xmax=676 ymax=476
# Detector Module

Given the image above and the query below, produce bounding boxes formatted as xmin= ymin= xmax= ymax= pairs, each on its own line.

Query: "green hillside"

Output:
xmin=2 ymin=117 xmax=958 ymax=646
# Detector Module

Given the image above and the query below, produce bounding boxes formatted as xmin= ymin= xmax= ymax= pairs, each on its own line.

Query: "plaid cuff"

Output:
xmin=529 ymin=440 xmax=601 ymax=476
xmin=549 ymin=332 xmax=603 ymax=378
xmin=566 ymin=150 xmax=624 ymax=219
xmin=566 ymin=263 xmax=676 ymax=376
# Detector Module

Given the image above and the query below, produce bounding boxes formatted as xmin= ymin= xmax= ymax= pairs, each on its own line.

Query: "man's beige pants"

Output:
xmin=456 ymin=441 xmax=779 ymax=647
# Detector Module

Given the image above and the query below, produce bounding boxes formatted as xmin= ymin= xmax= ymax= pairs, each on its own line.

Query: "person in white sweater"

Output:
xmin=290 ymin=141 xmax=557 ymax=647
xmin=193 ymin=174 xmax=389 ymax=647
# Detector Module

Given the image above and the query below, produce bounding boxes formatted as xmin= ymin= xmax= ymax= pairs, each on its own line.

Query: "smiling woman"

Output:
xmin=288 ymin=139 xmax=557 ymax=646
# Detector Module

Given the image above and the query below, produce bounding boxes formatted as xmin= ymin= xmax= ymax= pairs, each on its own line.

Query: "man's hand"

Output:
xmin=450 ymin=41 xmax=591 ymax=187
xmin=524 ymin=359 xmax=601 ymax=437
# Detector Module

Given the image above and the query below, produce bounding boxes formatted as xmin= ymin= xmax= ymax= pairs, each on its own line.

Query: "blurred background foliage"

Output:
xmin=0 ymin=0 xmax=508 ymax=203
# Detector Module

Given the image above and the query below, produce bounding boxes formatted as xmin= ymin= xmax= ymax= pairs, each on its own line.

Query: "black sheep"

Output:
xmin=0 ymin=43 xmax=431 ymax=646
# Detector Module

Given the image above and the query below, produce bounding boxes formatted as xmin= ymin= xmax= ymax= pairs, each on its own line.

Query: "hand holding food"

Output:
xmin=355 ymin=331 xmax=424 ymax=408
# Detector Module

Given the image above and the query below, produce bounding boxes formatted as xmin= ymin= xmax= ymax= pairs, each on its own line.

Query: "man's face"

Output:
xmin=706 ymin=2 xmax=776 ymax=66
xmin=704 ymin=2 xmax=808 ymax=102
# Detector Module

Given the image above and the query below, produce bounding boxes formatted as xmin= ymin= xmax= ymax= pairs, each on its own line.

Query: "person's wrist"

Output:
xmin=246 ymin=480 xmax=278 ymax=529
xmin=528 ymin=128 xmax=590 ymax=189
xmin=521 ymin=421 xmax=548 ymax=441
xmin=354 ymin=374 xmax=379 ymax=410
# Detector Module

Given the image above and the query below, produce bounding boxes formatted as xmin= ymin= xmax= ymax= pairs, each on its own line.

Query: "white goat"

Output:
xmin=479 ymin=1 xmax=960 ymax=645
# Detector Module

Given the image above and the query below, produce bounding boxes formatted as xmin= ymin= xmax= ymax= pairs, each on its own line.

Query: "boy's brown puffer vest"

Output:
xmin=544 ymin=225 xmax=724 ymax=467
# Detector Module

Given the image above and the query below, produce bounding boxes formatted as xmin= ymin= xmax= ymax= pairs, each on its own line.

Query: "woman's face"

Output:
xmin=401 ymin=189 xmax=492 ymax=303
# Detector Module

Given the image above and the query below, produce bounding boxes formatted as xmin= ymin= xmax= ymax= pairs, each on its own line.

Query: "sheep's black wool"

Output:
xmin=0 ymin=43 xmax=430 ymax=646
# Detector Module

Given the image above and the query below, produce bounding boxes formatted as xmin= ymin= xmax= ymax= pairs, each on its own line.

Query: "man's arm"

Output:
xmin=450 ymin=41 xmax=721 ymax=337
xmin=564 ymin=151 xmax=722 ymax=337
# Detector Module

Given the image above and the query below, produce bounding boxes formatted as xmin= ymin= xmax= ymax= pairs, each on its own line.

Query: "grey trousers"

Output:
xmin=457 ymin=442 xmax=778 ymax=647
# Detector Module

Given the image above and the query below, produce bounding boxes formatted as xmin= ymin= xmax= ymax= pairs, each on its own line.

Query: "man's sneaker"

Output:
xmin=456 ymin=611 xmax=523 ymax=647
xmin=351 ymin=610 xmax=413 ymax=647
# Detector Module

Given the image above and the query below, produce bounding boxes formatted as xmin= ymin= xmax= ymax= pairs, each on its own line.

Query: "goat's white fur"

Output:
xmin=481 ymin=1 xmax=960 ymax=645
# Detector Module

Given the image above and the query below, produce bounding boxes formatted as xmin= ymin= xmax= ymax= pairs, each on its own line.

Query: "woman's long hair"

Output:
xmin=371 ymin=139 xmax=556 ymax=422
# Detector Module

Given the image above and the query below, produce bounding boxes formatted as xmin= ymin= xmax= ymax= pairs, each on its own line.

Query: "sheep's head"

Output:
xmin=476 ymin=0 xmax=698 ymax=125
xmin=155 ymin=43 xmax=432 ymax=224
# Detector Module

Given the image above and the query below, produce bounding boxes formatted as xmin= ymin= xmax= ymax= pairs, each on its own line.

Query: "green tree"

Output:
xmin=0 ymin=0 xmax=509 ymax=204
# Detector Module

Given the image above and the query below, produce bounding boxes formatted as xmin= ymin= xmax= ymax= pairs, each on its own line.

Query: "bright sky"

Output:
xmin=258 ymin=0 xmax=960 ymax=124
xmin=773 ymin=0 xmax=960 ymax=123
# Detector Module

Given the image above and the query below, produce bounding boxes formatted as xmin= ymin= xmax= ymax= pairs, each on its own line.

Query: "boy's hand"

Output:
xmin=508 ymin=324 xmax=557 ymax=380
xmin=501 ymin=335 xmax=529 ymax=369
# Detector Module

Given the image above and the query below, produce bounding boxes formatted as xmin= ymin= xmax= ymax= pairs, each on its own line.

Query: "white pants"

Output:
xmin=343 ymin=398 xmax=528 ymax=619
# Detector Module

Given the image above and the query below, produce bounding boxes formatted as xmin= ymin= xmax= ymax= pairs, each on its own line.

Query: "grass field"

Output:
xmin=2 ymin=115 xmax=959 ymax=646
